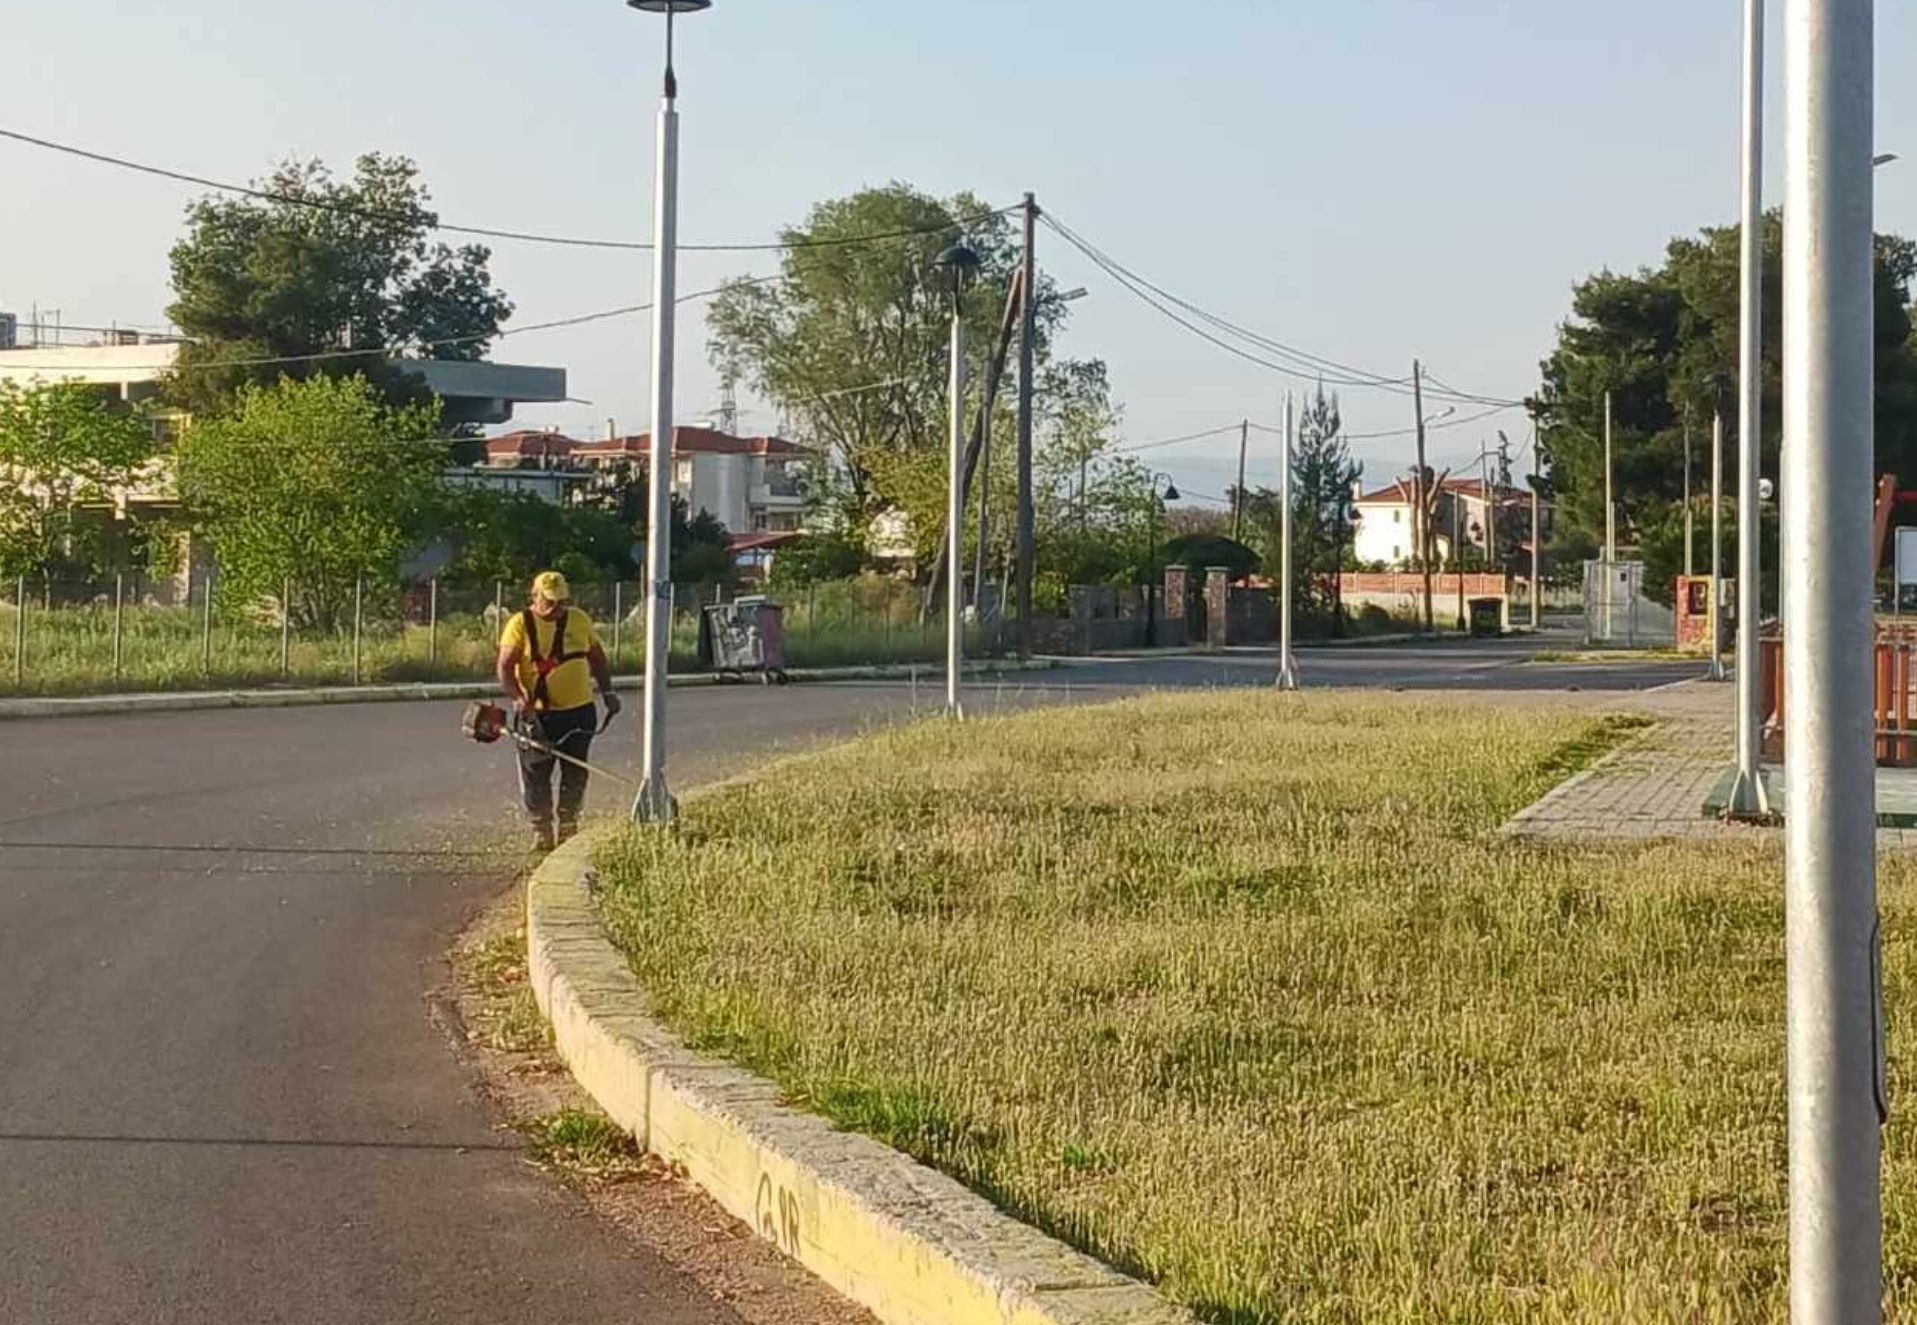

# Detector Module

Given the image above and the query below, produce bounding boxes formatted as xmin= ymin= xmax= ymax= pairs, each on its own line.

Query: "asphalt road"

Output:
xmin=0 ymin=640 xmax=1699 ymax=1323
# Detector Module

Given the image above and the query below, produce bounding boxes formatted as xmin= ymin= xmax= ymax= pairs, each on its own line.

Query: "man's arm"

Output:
xmin=588 ymin=640 xmax=621 ymax=715
xmin=497 ymin=639 xmax=528 ymax=715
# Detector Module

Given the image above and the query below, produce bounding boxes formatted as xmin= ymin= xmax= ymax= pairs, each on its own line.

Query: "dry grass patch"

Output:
xmin=592 ymin=690 xmax=1917 ymax=1323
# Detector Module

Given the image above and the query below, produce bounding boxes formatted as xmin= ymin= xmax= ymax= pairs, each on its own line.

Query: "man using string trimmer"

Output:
xmin=495 ymin=571 xmax=621 ymax=851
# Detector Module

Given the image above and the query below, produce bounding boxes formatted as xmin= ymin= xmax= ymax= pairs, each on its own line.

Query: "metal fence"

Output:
xmin=0 ymin=570 xmax=1009 ymax=698
xmin=1581 ymin=559 xmax=1676 ymax=647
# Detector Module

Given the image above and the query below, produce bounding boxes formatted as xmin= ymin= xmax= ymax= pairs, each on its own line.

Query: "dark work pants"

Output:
xmin=517 ymin=704 xmax=597 ymax=829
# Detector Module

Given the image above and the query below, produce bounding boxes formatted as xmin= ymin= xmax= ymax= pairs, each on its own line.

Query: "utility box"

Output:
xmin=1674 ymin=575 xmax=1732 ymax=654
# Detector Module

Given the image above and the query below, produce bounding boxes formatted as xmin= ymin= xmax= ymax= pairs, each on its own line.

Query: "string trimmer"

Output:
xmin=459 ymin=700 xmax=641 ymax=790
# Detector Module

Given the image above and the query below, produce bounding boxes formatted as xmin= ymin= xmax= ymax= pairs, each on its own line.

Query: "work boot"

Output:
xmin=556 ymin=818 xmax=579 ymax=847
xmin=531 ymin=823 xmax=557 ymax=854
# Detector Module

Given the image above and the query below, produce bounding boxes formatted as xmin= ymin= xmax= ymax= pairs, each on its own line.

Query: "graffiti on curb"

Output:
xmin=755 ymin=1171 xmax=803 ymax=1255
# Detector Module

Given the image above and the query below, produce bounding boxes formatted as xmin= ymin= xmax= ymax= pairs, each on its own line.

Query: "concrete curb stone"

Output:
xmin=526 ymin=831 xmax=1194 ymax=1325
xmin=0 ymin=660 xmax=1058 ymax=721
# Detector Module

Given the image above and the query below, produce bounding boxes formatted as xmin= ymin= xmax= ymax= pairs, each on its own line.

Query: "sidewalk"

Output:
xmin=1501 ymin=680 xmax=1735 ymax=841
xmin=1501 ymin=678 xmax=1917 ymax=847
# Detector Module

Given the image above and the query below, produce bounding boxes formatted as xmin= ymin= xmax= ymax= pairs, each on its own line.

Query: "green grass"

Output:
xmin=518 ymin=1107 xmax=648 ymax=1176
xmin=591 ymin=691 xmax=1917 ymax=1323
xmin=0 ymin=598 xmax=997 ymax=696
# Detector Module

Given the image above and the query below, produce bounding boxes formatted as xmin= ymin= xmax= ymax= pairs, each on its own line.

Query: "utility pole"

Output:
xmin=1277 ymin=393 xmax=1298 ymax=689
xmin=1783 ymin=1 xmax=1881 ymax=1319
xmin=1232 ymin=418 xmax=1249 ymax=543
xmin=973 ymin=360 xmax=992 ymax=612
xmin=1413 ymin=360 xmax=1435 ymax=634
xmin=1711 ymin=411 xmax=1727 ymax=681
xmin=1014 ymin=192 xmax=1039 ymax=659
xmin=1604 ymin=390 xmax=1616 ymax=563
xmin=1684 ymin=412 xmax=1695 ymax=578
xmin=1730 ymin=0 xmax=1771 ymax=818
xmin=946 ymin=302 xmax=969 ymax=718
xmin=1602 ymin=389 xmax=1616 ymax=644
xmin=1530 ymin=427 xmax=1543 ymax=631
xmin=1481 ymin=446 xmax=1498 ymax=578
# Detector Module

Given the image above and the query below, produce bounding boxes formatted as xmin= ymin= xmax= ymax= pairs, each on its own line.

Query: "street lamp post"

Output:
xmin=1277 ymin=390 xmax=1299 ymax=690
xmin=1782 ymin=1 xmax=1881 ymax=1318
xmin=628 ymin=0 xmax=711 ymax=825
xmin=1730 ymin=0 xmax=1770 ymax=817
xmin=1148 ymin=474 xmax=1180 ymax=647
xmin=938 ymin=243 xmax=981 ymax=720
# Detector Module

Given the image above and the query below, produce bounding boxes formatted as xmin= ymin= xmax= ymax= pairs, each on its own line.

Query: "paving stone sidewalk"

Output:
xmin=1501 ymin=679 xmax=1740 ymax=842
xmin=1501 ymin=678 xmax=1917 ymax=847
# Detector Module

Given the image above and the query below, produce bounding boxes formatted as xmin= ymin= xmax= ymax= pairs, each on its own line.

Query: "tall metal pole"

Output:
xmin=1711 ymin=412 xmax=1728 ymax=681
xmin=634 ymin=10 xmax=684 ymax=823
xmin=1731 ymin=0 xmax=1773 ymax=817
xmin=1530 ymin=435 xmax=1542 ymax=631
xmin=1783 ymin=1 xmax=1881 ymax=1318
xmin=946 ymin=304 xmax=968 ymax=719
xmin=1277 ymin=391 xmax=1298 ymax=690
xmin=1015 ymin=193 xmax=1038 ymax=660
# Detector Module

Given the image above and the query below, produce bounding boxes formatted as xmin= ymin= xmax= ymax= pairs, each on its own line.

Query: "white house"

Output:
xmin=1351 ymin=476 xmax=1547 ymax=569
xmin=571 ymin=426 xmax=812 ymax=535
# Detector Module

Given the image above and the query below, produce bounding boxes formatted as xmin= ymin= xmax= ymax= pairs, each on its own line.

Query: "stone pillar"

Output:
xmin=1205 ymin=566 xmax=1231 ymax=648
xmin=1162 ymin=565 xmax=1189 ymax=648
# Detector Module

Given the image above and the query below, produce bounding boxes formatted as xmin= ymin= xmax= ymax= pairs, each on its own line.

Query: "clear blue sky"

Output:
xmin=7 ymin=0 xmax=1917 ymax=508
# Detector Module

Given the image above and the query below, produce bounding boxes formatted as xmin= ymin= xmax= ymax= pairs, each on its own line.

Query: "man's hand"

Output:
xmin=601 ymin=692 xmax=624 ymax=721
xmin=512 ymin=694 xmax=535 ymax=724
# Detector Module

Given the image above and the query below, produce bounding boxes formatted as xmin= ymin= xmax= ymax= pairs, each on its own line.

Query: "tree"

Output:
xmin=1288 ymin=385 xmax=1362 ymax=622
xmin=165 ymin=155 xmax=513 ymax=416
xmin=1533 ymin=212 xmax=1917 ymax=605
xmin=0 ymin=382 xmax=158 ymax=578
xmin=707 ymin=184 xmax=1115 ymax=546
xmin=767 ymin=531 xmax=868 ymax=589
xmin=173 ymin=375 xmax=444 ymax=627
xmin=1162 ymin=533 xmax=1260 ymax=584
xmin=572 ymin=464 xmax=735 ymax=590
xmin=438 ymin=487 xmax=636 ymax=589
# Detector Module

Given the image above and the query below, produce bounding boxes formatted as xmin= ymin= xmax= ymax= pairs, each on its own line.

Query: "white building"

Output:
xmin=572 ymin=426 xmax=811 ymax=535
xmin=1351 ymin=476 xmax=1547 ymax=569
xmin=0 ymin=340 xmax=570 ymax=514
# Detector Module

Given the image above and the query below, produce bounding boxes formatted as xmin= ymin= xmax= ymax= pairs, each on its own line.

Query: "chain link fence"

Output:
xmin=0 ymin=570 xmax=1008 ymax=698
xmin=1581 ymin=560 xmax=1676 ymax=647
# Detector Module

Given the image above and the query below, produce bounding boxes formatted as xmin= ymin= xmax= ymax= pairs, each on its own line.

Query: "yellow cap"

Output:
xmin=531 ymin=570 xmax=571 ymax=603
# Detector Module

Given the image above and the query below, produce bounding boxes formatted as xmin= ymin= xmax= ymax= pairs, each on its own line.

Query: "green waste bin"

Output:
xmin=1467 ymin=597 xmax=1503 ymax=638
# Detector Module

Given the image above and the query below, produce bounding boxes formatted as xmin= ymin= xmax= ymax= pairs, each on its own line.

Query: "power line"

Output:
xmin=1041 ymin=210 xmax=1524 ymax=408
xmin=1110 ymin=423 xmax=1243 ymax=454
xmin=1341 ymin=403 xmax=1522 ymax=443
xmin=24 ymin=273 xmax=788 ymax=375
xmin=0 ymin=126 xmax=1011 ymax=255
xmin=1046 ymin=213 xmax=1420 ymax=393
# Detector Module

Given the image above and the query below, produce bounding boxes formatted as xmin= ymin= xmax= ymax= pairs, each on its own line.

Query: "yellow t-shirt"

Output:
xmin=501 ymin=607 xmax=599 ymax=712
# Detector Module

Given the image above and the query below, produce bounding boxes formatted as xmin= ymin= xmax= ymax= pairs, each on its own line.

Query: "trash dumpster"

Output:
xmin=699 ymin=596 xmax=788 ymax=683
xmin=1467 ymin=596 xmax=1504 ymax=638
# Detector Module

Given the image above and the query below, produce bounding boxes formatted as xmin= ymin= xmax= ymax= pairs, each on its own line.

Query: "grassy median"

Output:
xmin=593 ymin=691 xmax=1917 ymax=1323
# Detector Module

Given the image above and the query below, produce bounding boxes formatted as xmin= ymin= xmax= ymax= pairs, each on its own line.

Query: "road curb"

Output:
xmin=0 ymin=660 xmax=1057 ymax=721
xmin=525 ymin=831 xmax=1193 ymax=1325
